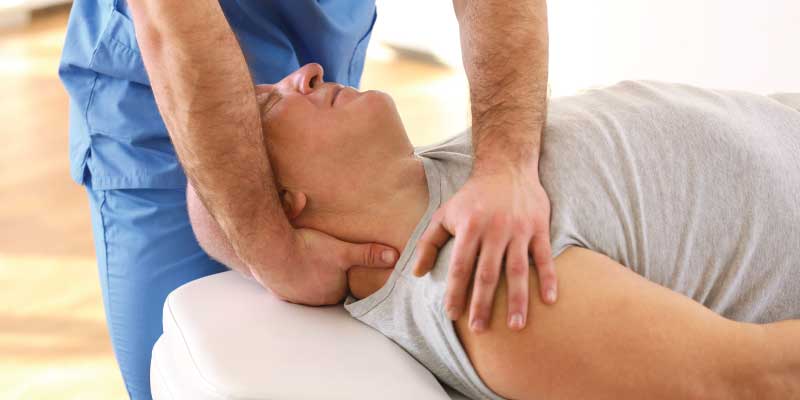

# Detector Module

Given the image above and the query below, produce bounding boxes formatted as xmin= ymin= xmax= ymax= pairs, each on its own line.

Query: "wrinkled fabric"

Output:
xmin=346 ymin=83 xmax=800 ymax=400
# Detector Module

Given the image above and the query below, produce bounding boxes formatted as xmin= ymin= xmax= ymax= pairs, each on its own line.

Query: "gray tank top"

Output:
xmin=345 ymin=82 xmax=800 ymax=400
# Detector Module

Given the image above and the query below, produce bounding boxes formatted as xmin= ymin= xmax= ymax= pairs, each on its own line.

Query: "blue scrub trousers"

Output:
xmin=85 ymin=187 xmax=227 ymax=399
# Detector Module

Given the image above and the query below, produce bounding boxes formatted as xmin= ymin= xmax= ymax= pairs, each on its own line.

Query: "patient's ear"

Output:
xmin=280 ymin=189 xmax=307 ymax=220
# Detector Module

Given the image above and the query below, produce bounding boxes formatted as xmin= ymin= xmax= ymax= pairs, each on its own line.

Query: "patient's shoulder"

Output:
xmin=454 ymin=247 xmax=631 ymax=399
xmin=414 ymin=129 xmax=472 ymax=157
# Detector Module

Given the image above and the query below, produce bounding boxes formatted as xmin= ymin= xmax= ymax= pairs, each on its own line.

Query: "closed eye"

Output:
xmin=258 ymin=89 xmax=283 ymax=118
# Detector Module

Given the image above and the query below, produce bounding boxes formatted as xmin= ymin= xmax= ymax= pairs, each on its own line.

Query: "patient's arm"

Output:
xmin=456 ymin=247 xmax=800 ymax=400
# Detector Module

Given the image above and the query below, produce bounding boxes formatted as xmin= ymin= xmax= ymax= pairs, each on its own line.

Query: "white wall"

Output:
xmin=374 ymin=0 xmax=800 ymax=96
xmin=0 ymin=0 xmax=72 ymax=29
xmin=548 ymin=0 xmax=800 ymax=95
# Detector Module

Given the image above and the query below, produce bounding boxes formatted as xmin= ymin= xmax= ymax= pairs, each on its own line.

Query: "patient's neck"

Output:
xmin=344 ymin=155 xmax=429 ymax=299
xmin=301 ymin=154 xmax=429 ymax=257
xmin=342 ymin=156 xmax=427 ymax=253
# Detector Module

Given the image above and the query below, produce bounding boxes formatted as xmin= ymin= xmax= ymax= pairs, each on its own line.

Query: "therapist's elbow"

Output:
xmin=186 ymin=183 xmax=220 ymax=255
xmin=186 ymin=183 xmax=248 ymax=274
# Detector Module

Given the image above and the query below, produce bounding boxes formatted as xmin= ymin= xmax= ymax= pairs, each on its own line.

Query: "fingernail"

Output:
xmin=546 ymin=288 xmax=557 ymax=303
xmin=382 ymin=250 xmax=396 ymax=264
xmin=509 ymin=313 xmax=524 ymax=330
xmin=471 ymin=318 xmax=486 ymax=333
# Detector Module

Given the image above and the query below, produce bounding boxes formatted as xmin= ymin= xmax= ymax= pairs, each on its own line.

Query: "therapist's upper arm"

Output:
xmin=455 ymin=247 xmax=763 ymax=400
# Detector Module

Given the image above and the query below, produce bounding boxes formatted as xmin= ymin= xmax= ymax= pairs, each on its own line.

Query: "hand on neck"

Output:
xmin=283 ymin=154 xmax=428 ymax=300
xmin=285 ymin=154 xmax=429 ymax=257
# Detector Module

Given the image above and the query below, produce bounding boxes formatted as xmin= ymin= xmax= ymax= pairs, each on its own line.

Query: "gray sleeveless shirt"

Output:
xmin=345 ymin=82 xmax=800 ymax=400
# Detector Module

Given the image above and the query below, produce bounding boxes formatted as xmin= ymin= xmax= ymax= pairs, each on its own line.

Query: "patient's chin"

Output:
xmin=347 ymin=266 xmax=394 ymax=300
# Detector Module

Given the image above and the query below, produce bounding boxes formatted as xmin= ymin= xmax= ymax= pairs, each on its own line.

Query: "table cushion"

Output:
xmin=150 ymin=271 xmax=469 ymax=399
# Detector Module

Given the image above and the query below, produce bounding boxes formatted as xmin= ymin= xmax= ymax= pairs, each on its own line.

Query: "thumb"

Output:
xmin=410 ymin=217 xmax=451 ymax=277
xmin=342 ymin=242 xmax=398 ymax=270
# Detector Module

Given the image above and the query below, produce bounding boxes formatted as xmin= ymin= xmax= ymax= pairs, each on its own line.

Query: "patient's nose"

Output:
xmin=294 ymin=63 xmax=325 ymax=95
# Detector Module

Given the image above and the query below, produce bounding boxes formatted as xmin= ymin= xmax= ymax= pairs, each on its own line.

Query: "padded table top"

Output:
xmin=150 ymin=271 xmax=470 ymax=400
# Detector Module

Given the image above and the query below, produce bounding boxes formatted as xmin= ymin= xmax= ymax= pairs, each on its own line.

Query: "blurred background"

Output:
xmin=1 ymin=1 xmax=798 ymax=398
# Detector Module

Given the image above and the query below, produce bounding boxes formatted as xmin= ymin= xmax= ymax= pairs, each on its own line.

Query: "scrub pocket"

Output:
xmin=89 ymin=8 xmax=149 ymax=85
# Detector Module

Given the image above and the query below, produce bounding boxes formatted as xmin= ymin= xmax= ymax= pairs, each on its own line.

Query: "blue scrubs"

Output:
xmin=59 ymin=1 xmax=376 ymax=399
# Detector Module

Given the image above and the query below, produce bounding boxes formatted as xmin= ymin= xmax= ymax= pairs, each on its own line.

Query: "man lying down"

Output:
xmin=187 ymin=64 xmax=800 ymax=400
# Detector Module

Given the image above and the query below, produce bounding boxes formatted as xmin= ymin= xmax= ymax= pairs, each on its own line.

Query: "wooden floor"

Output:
xmin=0 ymin=6 xmax=469 ymax=399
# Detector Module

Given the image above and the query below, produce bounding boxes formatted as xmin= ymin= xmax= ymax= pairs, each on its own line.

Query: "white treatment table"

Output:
xmin=150 ymin=271 xmax=471 ymax=400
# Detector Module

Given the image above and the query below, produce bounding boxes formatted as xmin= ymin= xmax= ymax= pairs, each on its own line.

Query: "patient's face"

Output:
xmin=257 ymin=63 xmax=412 ymax=219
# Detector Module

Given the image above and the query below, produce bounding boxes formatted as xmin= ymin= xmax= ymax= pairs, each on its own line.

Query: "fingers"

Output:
xmin=504 ymin=237 xmax=530 ymax=331
xmin=467 ymin=229 xmax=509 ymax=333
xmin=411 ymin=216 xmax=452 ymax=277
xmin=444 ymin=220 xmax=482 ymax=321
xmin=341 ymin=242 xmax=398 ymax=270
xmin=531 ymin=229 xmax=557 ymax=304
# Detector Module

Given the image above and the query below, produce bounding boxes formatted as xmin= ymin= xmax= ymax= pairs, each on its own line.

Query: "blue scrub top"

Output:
xmin=59 ymin=0 xmax=377 ymax=190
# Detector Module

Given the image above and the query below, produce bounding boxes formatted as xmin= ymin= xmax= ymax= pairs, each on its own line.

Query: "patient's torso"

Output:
xmin=538 ymin=82 xmax=800 ymax=323
xmin=345 ymin=82 xmax=800 ymax=400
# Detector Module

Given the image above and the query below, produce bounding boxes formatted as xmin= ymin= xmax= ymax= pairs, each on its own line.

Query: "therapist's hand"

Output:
xmin=253 ymin=227 xmax=398 ymax=307
xmin=411 ymin=168 xmax=557 ymax=333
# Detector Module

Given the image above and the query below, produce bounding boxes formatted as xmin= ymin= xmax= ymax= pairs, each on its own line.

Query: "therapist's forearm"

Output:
xmin=128 ymin=1 xmax=291 ymax=274
xmin=454 ymin=0 xmax=548 ymax=174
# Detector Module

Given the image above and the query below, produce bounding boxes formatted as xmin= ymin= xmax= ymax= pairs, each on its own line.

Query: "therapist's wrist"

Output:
xmin=243 ymin=238 xmax=296 ymax=289
xmin=471 ymin=119 xmax=543 ymax=179
xmin=473 ymin=156 xmax=538 ymax=179
xmin=472 ymin=147 xmax=539 ymax=181
xmin=227 ymin=212 xmax=295 ymax=284
xmin=243 ymin=228 xmax=343 ymax=305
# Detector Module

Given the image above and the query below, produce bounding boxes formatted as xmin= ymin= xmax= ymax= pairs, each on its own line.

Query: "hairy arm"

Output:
xmin=412 ymin=0 xmax=554 ymax=332
xmin=454 ymin=0 xmax=548 ymax=173
xmin=129 ymin=0 xmax=287 ymax=277
xmin=187 ymin=182 xmax=390 ymax=300
xmin=457 ymin=247 xmax=800 ymax=400
xmin=128 ymin=1 xmax=397 ymax=304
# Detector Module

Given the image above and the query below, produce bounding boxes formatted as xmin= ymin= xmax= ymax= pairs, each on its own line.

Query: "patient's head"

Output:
xmin=257 ymin=64 xmax=422 ymax=236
